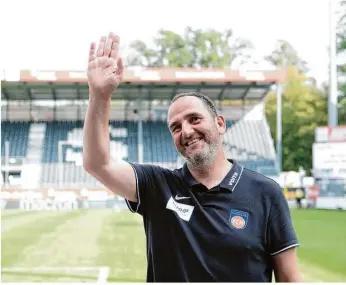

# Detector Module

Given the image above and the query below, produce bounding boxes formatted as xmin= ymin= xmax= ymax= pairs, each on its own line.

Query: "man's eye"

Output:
xmin=172 ymin=126 xmax=180 ymax=133
xmin=191 ymin=117 xmax=201 ymax=123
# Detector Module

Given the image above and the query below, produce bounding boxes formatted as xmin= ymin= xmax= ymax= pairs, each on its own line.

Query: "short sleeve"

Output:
xmin=267 ymin=187 xmax=299 ymax=256
xmin=125 ymin=162 xmax=162 ymax=216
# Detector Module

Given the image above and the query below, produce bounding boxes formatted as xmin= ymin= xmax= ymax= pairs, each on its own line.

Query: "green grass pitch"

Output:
xmin=1 ymin=208 xmax=345 ymax=282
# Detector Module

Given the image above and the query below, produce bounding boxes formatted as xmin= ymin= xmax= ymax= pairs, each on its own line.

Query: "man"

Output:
xmin=295 ymin=188 xmax=304 ymax=209
xmin=83 ymin=32 xmax=303 ymax=282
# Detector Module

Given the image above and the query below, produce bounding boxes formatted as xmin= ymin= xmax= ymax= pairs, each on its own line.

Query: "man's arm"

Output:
xmin=272 ymin=247 xmax=303 ymax=282
xmin=83 ymin=32 xmax=137 ymax=202
xmin=266 ymin=181 xmax=303 ymax=282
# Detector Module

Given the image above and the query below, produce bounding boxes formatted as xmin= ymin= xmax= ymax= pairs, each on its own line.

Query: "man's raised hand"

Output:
xmin=87 ymin=32 xmax=124 ymax=99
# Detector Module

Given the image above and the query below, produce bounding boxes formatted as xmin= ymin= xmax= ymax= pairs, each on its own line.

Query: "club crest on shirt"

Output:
xmin=229 ymin=209 xmax=248 ymax=230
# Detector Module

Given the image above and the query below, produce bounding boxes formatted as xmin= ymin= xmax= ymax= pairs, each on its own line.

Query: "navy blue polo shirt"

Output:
xmin=125 ymin=159 xmax=299 ymax=282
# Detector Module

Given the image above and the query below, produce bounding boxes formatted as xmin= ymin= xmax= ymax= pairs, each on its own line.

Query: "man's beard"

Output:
xmin=184 ymin=136 xmax=219 ymax=169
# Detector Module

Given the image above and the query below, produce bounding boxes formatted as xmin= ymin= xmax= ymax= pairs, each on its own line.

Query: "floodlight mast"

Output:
xmin=328 ymin=0 xmax=338 ymax=127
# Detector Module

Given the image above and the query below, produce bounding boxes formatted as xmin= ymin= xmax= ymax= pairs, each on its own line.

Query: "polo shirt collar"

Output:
xmin=182 ymin=159 xmax=244 ymax=192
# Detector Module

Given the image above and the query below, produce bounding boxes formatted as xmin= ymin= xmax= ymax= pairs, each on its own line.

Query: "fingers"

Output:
xmin=97 ymin=36 xmax=107 ymax=57
xmin=95 ymin=33 xmax=120 ymax=59
xmin=88 ymin=42 xmax=96 ymax=63
xmin=104 ymin=32 xmax=115 ymax=57
xmin=110 ymin=35 xmax=120 ymax=60
xmin=115 ymin=57 xmax=124 ymax=80
xmin=89 ymin=33 xmax=121 ymax=71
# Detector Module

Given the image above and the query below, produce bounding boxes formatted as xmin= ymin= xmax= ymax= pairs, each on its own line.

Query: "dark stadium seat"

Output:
xmin=110 ymin=120 xmax=138 ymax=162
xmin=39 ymin=119 xmax=278 ymax=173
xmin=143 ymin=121 xmax=177 ymax=163
xmin=1 ymin=122 xmax=30 ymax=157
xmin=0 ymin=118 xmax=277 ymax=186
xmin=42 ymin=120 xmax=139 ymax=163
xmin=42 ymin=121 xmax=84 ymax=163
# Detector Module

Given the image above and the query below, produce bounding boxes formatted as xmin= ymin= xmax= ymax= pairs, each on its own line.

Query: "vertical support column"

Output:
xmin=7 ymin=101 xmax=9 ymax=121
xmin=5 ymin=141 xmax=10 ymax=187
xmin=137 ymin=88 xmax=143 ymax=164
xmin=137 ymin=120 xmax=143 ymax=164
xmin=328 ymin=0 xmax=338 ymax=127
xmin=276 ymin=84 xmax=282 ymax=174
xmin=30 ymin=100 xmax=33 ymax=121
xmin=58 ymin=141 xmax=63 ymax=189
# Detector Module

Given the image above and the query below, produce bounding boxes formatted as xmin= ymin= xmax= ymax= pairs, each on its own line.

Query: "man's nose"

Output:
xmin=182 ymin=122 xmax=194 ymax=138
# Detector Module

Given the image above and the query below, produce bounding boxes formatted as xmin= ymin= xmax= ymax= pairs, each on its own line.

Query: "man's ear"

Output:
xmin=215 ymin=115 xmax=227 ymax=134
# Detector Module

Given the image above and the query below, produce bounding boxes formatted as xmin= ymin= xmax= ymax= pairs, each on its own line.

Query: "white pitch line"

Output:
xmin=2 ymin=266 xmax=110 ymax=283
xmin=97 ymin=267 xmax=109 ymax=283
xmin=1 ymin=266 xmax=102 ymax=272
xmin=2 ymin=283 xmax=99 ymax=285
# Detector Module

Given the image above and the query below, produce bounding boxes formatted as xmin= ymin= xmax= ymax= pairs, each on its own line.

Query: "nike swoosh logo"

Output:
xmin=175 ymin=195 xmax=191 ymax=200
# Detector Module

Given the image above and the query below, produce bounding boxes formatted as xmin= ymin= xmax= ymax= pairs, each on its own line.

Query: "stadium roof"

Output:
xmin=1 ymin=67 xmax=286 ymax=101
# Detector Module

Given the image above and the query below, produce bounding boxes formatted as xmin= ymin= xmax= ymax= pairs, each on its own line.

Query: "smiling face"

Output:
xmin=167 ymin=95 xmax=226 ymax=168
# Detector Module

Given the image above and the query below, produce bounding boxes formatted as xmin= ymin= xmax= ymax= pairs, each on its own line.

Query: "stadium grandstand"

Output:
xmin=1 ymin=67 xmax=283 ymax=196
xmin=2 ymin=67 xmax=346 ymax=283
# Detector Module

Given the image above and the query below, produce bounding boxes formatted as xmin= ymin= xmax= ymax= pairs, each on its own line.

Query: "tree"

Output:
xmin=126 ymin=27 xmax=253 ymax=67
xmin=339 ymin=96 xmax=346 ymax=123
xmin=264 ymin=66 xmax=328 ymax=174
xmin=265 ymin=40 xmax=309 ymax=74
xmin=337 ymin=0 xmax=346 ymax=55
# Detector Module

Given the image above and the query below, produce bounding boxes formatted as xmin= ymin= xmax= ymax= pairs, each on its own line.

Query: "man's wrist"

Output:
xmin=89 ymin=91 xmax=112 ymax=103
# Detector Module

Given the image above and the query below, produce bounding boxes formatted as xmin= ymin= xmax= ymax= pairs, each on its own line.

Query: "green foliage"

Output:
xmin=127 ymin=27 xmax=253 ymax=67
xmin=339 ymin=96 xmax=346 ymax=124
xmin=337 ymin=0 xmax=346 ymax=124
xmin=265 ymin=40 xmax=309 ymax=73
xmin=265 ymin=66 xmax=328 ymax=173
xmin=337 ymin=0 xmax=346 ymax=53
xmin=127 ymin=26 xmax=342 ymax=172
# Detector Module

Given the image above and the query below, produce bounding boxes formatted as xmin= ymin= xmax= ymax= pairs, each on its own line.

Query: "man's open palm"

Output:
xmin=87 ymin=32 xmax=124 ymax=98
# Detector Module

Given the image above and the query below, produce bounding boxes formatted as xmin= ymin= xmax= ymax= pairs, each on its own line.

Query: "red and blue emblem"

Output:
xmin=229 ymin=209 xmax=249 ymax=230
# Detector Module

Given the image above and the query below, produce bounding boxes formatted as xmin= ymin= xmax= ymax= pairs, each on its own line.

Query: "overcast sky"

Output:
xmin=1 ymin=0 xmax=336 ymax=85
